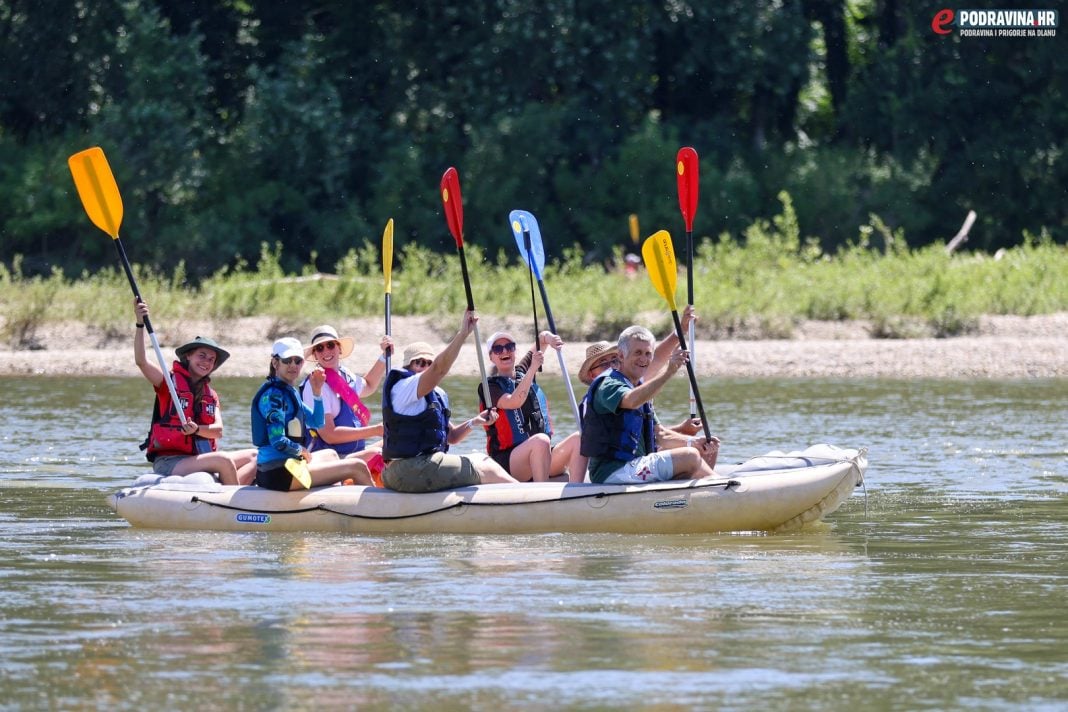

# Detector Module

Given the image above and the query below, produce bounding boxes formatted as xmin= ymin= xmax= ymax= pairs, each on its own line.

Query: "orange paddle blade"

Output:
xmin=68 ymin=147 xmax=124 ymax=239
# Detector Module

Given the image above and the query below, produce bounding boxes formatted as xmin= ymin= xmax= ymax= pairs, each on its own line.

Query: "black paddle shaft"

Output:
xmin=457 ymin=246 xmax=476 ymax=311
xmin=114 ymin=239 xmax=158 ymax=335
xmin=670 ymin=309 xmax=713 ymax=443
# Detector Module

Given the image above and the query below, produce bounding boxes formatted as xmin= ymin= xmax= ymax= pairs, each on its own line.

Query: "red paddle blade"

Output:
xmin=440 ymin=167 xmax=464 ymax=247
xmin=676 ymin=147 xmax=699 ymax=232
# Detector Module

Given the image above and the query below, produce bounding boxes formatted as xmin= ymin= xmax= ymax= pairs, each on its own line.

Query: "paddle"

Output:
xmin=508 ymin=210 xmax=582 ymax=430
xmin=439 ymin=167 xmax=492 ymax=403
xmin=629 ymin=213 xmax=640 ymax=246
xmin=284 ymin=458 xmax=313 ymax=489
xmin=382 ymin=218 xmax=394 ymax=372
xmin=676 ymin=146 xmax=700 ymax=419
xmin=68 ymin=147 xmax=198 ymax=442
xmin=524 ymin=228 xmax=542 ymax=357
xmin=641 ymin=230 xmax=714 ymax=444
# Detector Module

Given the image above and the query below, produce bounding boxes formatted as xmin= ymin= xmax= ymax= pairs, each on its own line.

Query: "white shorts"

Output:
xmin=603 ymin=452 xmax=675 ymax=484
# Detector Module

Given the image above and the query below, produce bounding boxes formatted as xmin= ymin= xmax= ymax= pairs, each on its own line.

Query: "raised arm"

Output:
xmin=417 ymin=310 xmax=477 ymax=399
xmin=133 ymin=299 xmax=165 ymax=387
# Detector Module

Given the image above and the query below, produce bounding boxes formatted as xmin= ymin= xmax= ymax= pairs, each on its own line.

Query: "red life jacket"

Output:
xmin=142 ymin=362 xmax=219 ymax=461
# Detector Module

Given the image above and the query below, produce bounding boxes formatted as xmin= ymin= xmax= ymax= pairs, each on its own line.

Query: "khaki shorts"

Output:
xmin=382 ymin=452 xmax=480 ymax=493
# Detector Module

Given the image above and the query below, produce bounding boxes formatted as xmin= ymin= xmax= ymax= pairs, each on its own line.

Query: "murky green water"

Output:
xmin=2 ymin=375 xmax=1066 ymax=709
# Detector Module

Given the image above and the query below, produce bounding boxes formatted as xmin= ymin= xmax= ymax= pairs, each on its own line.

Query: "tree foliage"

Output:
xmin=0 ymin=0 xmax=1064 ymax=280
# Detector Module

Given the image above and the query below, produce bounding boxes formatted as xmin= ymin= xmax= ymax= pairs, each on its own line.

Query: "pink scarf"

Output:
xmin=324 ymin=367 xmax=371 ymax=426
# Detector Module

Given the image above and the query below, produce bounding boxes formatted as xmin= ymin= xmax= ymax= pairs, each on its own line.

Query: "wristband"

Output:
xmin=135 ymin=323 xmax=145 ymax=329
xmin=377 ymin=355 xmax=387 ymax=364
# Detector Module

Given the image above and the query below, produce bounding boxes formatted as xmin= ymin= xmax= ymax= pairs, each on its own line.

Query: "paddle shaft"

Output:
xmin=523 ymin=231 xmax=541 ymax=370
xmin=384 ymin=292 xmax=392 ymax=372
xmin=686 ymin=228 xmax=696 ymax=419
xmin=669 ymin=308 xmax=713 ymax=443
xmin=118 ymin=239 xmax=198 ymax=435
xmin=456 ymin=245 xmax=492 ymax=401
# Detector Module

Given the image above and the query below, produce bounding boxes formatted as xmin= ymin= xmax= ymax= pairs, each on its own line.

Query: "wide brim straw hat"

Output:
xmin=401 ymin=341 xmax=435 ymax=367
xmin=175 ymin=336 xmax=230 ymax=372
xmin=305 ymin=325 xmax=354 ymax=361
xmin=578 ymin=341 xmax=619 ymax=385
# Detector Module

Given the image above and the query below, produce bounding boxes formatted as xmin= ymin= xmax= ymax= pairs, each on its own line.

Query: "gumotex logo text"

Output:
xmin=932 ymin=9 xmax=1059 ymax=36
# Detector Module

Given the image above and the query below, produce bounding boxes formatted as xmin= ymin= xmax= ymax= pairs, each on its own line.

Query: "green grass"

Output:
xmin=2 ymin=198 xmax=1066 ymax=347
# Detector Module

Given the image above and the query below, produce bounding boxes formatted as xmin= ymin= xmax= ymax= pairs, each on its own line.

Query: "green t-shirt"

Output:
xmin=587 ymin=372 xmax=657 ymax=484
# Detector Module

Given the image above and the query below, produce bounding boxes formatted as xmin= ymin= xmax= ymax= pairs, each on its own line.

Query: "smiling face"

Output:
xmin=311 ymin=340 xmax=340 ymax=368
xmin=184 ymin=347 xmax=218 ymax=380
xmin=619 ymin=336 xmax=654 ymax=383
xmin=273 ymin=355 xmax=305 ymax=385
xmin=488 ymin=338 xmax=518 ymax=373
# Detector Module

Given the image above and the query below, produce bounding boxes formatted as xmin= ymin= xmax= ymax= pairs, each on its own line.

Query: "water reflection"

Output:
xmin=2 ymin=375 xmax=1066 ymax=708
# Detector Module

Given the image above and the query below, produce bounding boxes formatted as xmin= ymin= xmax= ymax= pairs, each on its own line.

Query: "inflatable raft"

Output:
xmin=106 ymin=444 xmax=866 ymax=534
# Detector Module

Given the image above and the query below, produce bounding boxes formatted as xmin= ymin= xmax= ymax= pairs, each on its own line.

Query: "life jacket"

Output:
xmin=579 ymin=369 xmax=655 ymax=461
xmin=141 ymin=362 xmax=218 ymax=462
xmin=302 ymin=367 xmax=368 ymax=455
xmin=478 ymin=371 xmax=552 ymax=455
xmin=381 ymin=368 xmax=451 ymax=460
xmin=251 ymin=377 xmax=310 ymax=449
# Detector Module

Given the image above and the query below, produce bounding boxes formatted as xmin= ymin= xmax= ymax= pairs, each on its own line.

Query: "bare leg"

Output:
xmin=508 ymin=434 xmax=552 ymax=482
xmin=548 ymin=432 xmax=582 ymax=480
xmin=171 ymin=453 xmax=239 ymax=485
xmin=668 ymin=447 xmax=717 ymax=480
xmin=474 ymin=456 xmax=519 ymax=484
xmin=301 ymin=458 xmax=372 ymax=489
xmin=229 ymin=448 xmax=259 ymax=486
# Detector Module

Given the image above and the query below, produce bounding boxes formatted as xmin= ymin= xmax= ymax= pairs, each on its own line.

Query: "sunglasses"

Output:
xmin=277 ymin=356 xmax=304 ymax=365
xmin=593 ymin=358 xmax=619 ymax=371
xmin=313 ymin=341 xmax=339 ymax=354
xmin=490 ymin=342 xmax=517 ymax=355
xmin=410 ymin=358 xmax=432 ymax=368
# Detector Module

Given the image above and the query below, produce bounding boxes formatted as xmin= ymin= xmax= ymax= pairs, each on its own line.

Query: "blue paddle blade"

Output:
xmin=508 ymin=210 xmax=546 ymax=276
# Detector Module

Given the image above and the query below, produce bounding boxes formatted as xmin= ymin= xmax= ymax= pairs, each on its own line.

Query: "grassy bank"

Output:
xmin=3 ymin=197 xmax=1066 ymax=348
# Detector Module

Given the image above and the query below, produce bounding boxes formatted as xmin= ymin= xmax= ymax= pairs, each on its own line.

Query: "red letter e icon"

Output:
xmin=931 ymin=9 xmax=954 ymax=34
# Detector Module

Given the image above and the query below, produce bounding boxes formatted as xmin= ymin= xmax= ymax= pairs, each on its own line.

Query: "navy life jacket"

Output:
xmin=381 ymin=368 xmax=451 ymax=460
xmin=579 ymin=369 xmax=655 ymax=461
xmin=478 ymin=371 xmax=551 ymax=455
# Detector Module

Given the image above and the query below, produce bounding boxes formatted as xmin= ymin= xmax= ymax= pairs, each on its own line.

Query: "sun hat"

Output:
xmin=485 ymin=331 xmax=517 ymax=353
xmin=305 ymin=325 xmax=355 ymax=361
xmin=401 ymin=342 xmax=435 ymax=367
xmin=175 ymin=336 xmax=230 ymax=371
xmin=271 ymin=337 xmax=304 ymax=360
xmin=578 ymin=341 xmax=619 ymax=385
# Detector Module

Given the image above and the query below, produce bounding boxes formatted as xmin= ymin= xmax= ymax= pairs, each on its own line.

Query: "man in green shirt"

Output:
xmin=580 ymin=325 xmax=719 ymax=484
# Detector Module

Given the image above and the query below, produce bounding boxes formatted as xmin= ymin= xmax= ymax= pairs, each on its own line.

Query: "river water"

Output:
xmin=2 ymin=375 xmax=1066 ymax=710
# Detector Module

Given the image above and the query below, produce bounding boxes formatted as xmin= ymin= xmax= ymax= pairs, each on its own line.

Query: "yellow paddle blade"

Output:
xmin=284 ymin=458 xmax=313 ymax=489
xmin=68 ymin=147 xmax=123 ymax=239
xmin=628 ymin=213 xmax=640 ymax=245
xmin=642 ymin=230 xmax=678 ymax=311
xmin=382 ymin=218 xmax=394 ymax=294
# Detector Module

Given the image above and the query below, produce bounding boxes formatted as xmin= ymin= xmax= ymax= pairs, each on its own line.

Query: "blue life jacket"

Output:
xmin=251 ymin=377 xmax=309 ymax=449
xmin=478 ymin=371 xmax=551 ymax=455
xmin=579 ymin=369 xmax=655 ymax=461
xmin=381 ymin=369 xmax=451 ymax=460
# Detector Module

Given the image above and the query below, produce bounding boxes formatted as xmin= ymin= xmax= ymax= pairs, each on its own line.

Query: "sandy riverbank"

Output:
xmin=1 ymin=313 xmax=1066 ymax=379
